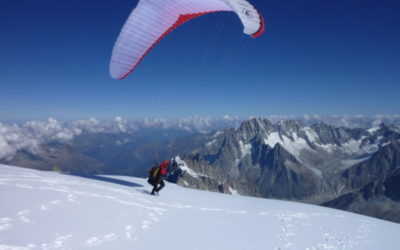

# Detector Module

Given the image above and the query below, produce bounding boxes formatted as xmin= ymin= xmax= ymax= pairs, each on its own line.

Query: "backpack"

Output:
xmin=147 ymin=166 xmax=160 ymax=185
xmin=159 ymin=160 xmax=170 ymax=176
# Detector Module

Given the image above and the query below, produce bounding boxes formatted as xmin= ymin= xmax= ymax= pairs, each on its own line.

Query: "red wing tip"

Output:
xmin=117 ymin=75 xmax=127 ymax=80
xmin=110 ymin=74 xmax=124 ymax=80
xmin=111 ymin=74 xmax=128 ymax=80
xmin=251 ymin=15 xmax=266 ymax=38
xmin=116 ymin=65 xmax=138 ymax=80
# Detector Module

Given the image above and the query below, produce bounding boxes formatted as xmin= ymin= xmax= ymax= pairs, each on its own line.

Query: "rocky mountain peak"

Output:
xmin=237 ymin=118 xmax=273 ymax=141
xmin=275 ymin=120 xmax=303 ymax=134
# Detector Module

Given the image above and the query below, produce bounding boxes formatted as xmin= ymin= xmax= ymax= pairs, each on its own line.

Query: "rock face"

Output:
xmin=340 ymin=140 xmax=400 ymax=190
xmin=170 ymin=118 xmax=400 ymax=222
xmin=324 ymin=167 xmax=400 ymax=223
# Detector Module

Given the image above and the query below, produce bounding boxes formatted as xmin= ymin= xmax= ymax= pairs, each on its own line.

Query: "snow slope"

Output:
xmin=0 ymin=165 xmax=399 ymax=250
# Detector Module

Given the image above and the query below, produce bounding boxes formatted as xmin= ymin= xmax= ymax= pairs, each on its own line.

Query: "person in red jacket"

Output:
xmin=148 ymin=160 xmax=170 ymax=195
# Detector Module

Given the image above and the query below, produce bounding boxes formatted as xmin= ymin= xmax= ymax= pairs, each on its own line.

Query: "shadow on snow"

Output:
xmin=74 ymin=174 xmax=144 ymax=188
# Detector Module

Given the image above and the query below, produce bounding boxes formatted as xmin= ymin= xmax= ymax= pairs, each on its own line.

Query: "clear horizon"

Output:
xmin=1 ymin=0 xmax=399 ymax=120
xmin=1 ymin=114 xmax=400 ymax=124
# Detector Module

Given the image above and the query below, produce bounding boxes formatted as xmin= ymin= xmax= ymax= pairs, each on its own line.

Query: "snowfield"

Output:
xmin=0 ymin=165 xmax=399 ymax=250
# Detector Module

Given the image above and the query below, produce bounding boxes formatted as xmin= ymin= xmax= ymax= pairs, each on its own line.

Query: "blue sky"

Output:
xmin=1 ymin=0 xmax=399 ymax=120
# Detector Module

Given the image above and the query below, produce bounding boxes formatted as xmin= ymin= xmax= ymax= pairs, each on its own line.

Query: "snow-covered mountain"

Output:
xmin=1 ymin=165 xmax=399 ymax=250
xmin=1 ymin=116 xmax=399 ymax=162
xmin=171 ymin=118 xmax=400 ymax=222
xmin=278 ymin=114 xmax=400 ymax=129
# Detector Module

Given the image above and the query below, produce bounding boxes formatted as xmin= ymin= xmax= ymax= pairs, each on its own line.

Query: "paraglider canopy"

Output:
xmin=110 ymin=0 xmax=265 ymax=79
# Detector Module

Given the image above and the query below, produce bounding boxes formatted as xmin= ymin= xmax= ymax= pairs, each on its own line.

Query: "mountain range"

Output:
xmin=170 ymin=118 xmax=400 ymax=223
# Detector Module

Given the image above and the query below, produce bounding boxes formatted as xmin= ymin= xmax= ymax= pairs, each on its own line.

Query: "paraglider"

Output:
xmin=110 ymin=0 xmax=265 ymax=79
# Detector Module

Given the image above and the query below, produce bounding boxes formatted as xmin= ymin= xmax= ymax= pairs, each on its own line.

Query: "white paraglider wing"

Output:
xmin=110 ymin=0 xmax=265 ymax=80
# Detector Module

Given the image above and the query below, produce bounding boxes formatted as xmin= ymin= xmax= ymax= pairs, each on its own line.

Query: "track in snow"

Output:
xmin=0 ymin=165 xmax=398 ymax=250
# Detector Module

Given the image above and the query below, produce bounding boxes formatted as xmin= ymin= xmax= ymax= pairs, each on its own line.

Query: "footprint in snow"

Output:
xmin=45 ymin=234 xmax=73 ymax=249
xmin=284 ymin=242 xmax=294 ymax=248
xmin=67 ymin=194 xmax=78 ymax=203
xmin=0 ymin=222 xmax=12 ymax=232
xmin=86 ymin=237 xmax=101 ymax=247
xmin=104 ymin=233 xmax=118 ymax=241
xmin=40 ymin=200 xmax=63 ymax=211
xmin=17 ymin=210 xmax=31 ymax=223
xmin=141 ymin=220 xmax=152 ymax=230
xmin=125 ymin=225 xmax=137 ymax=240
xmin=17 ymin=209 xmax=31 ymax=216
xmin=0 ymin=217 xmax=13 ymax=223
xmin=148 ymin=213 xmax=160 ymax=223
xmin=50 ymin=200 xmax=62 ymax=205
xmin=85 ymin=234 xmax=118 ymax=247
xmin=26 ymin=243 xmax=37 ymax=248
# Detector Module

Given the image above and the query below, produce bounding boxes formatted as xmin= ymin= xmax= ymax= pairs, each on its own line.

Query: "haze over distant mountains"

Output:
xmin=1 ymin=115 xmax=399 ymax=160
